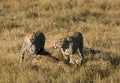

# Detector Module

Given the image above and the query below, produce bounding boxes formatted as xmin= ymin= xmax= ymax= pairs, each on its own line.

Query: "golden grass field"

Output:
xmin=0 ymin=0 xmax=120 ymax=83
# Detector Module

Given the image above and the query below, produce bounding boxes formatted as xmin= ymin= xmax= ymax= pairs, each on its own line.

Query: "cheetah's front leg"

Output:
xmin=20 ymin=47 xmax=27 ymax=62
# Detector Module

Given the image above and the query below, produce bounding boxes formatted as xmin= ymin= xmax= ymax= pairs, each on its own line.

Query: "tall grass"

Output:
xmin=0 ymin=0 xmax=120 ymax=83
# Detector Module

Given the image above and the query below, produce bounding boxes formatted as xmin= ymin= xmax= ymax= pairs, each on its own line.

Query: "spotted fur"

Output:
xmin=53 ymin=32 xmax=83 ymax=63
xmin=70 ymin=54 xmax=82 ymax=67
xmin=20 ymin=31 xmax=45 ymax=61
xmin=30 ymin=55 xmax=70 ymax=72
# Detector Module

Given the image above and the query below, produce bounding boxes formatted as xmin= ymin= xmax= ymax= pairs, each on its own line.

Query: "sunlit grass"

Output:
xmin=0 ymin=0 xmax=120 ymax=83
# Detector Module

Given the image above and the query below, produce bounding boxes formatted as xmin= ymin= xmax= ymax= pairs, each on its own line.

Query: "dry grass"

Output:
xmin=0 ymin=0 xmax=120 ymax=83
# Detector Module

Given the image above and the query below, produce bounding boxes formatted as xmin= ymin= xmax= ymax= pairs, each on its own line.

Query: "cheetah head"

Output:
xmin=53 ymin=37 xmax=72 ymax=50
xmin=26 ymin=32 xmax=35 ymax=44
xmin=53 ymin=38 xmax=65 ymax=49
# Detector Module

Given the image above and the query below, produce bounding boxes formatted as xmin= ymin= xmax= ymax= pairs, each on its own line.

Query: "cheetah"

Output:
xmin=30 ymin=55 xmax=70 ymax=72
xmin=20 ymin=31 xmax=45 ymax=62
xmin=53 ymin=32 xmax=83 ymax=63
xmin=69 ymin=54 xmax=82 ymax=67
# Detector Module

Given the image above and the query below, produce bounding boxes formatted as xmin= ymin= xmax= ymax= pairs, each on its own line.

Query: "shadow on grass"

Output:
xmin=82 ymin=47 xmax=120 ymax=68
xmin=83 ymin=47 xmax=101 ymax=55
xmin=101 ymin=52 xmax=120 ymax=68
xmin=82 ymin=47 xmax=102 ymax=64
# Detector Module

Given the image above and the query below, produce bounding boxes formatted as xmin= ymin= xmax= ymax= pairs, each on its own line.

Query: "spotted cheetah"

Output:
xmin=53 ymin=32 xmax=83 ymax=63
xmin=69 ymin=54 xmax=82 ymax=67
xmin=30 ymin=55 xmax=70 ymax=72
xmin=20 ymin=31 xmax=45 ymax=62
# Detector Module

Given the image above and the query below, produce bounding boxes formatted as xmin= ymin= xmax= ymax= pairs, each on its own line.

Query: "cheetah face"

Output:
xmin=53 ymin=37 xmax=72 ymax=50
xmin=26 ymin=33 xmax=35 ymax=45
xmin=28 ymin=34 xmax=35 ymax=43
xmin=53 ymin=38 xmax=65 ymax=49
xmin=53 ymin=42 xmax=62 ymax=49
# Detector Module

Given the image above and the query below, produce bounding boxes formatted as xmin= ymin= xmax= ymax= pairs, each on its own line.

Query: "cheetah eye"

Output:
xmin=53 ymin=46 xmax=57 ymax=49
xmin=31 ymin=36 xmax=35 ymax=39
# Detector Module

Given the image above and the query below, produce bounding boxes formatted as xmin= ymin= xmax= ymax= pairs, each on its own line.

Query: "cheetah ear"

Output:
xmin=32 ymin=32 xmax=35 ymax=36
xmin=60 ymin=38 xmax=65 ymax=42
xmin=66 ymin=37 xmax=72 ymax=42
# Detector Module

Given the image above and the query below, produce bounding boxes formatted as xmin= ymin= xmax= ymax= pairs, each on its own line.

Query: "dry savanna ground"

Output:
xmin=0 ymin=0 xmax=120 ymax=83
